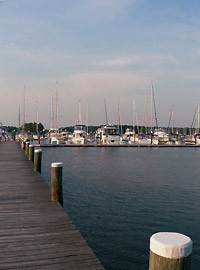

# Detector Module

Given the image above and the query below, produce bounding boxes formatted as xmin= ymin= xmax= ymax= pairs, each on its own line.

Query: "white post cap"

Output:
xmin=150 ymin=232 xmax=192 ymax=259
xmin=35 ymin=149 xmax=42 ymax=153
xmin=29 ymin=145 xmax=34 ymax=147
xmin=51 ymin=162 xmax=63 ymax=167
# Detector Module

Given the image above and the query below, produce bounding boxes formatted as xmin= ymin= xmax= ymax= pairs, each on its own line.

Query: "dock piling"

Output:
xmin=34 ymin=149 xmax=42 ymax=173
xmin=149 ymin=232 xmax=192 ymax=270
xmin=28 ymin=145 xmax=35 ymax=162
xmin=21 ymin=140 xmax=25 ymax=150
xmin=51 ymin=162 xmax=63 ymax=206
xmin=25 ymin=141 xmax=30 ymax=155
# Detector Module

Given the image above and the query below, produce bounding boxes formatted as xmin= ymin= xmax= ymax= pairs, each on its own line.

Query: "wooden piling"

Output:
xmin=51 ymin=162 xmax=63 ymax=206
xmin=21 ymin=140 xmax=25 ymax=150
xmin=25 ymin=141 xmax=30 ymax=155
xmin=34 ymin=149 xmax=42 ymax=173
xmin=149 ymin=232 xmax=192 ymax=270
xmin=28 ymin=144 xmax=34 ymax=162
xmin=23 ymin=140 xmax=26 ymax=150
xmin=151 ymin=134 xmax=153 ymax=145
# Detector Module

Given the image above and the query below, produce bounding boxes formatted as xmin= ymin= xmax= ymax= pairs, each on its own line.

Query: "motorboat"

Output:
xmin=96 ymin=124 xmax=121 ymax=145
xmin=122 ymin=128 xmax=139 ymax=144
xmin=154 ymin=128 xmax=169 ymax=144
xmin=71 ymin=125 xmax=87 ymax=145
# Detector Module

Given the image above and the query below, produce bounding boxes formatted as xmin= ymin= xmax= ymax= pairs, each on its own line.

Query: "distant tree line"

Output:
xmin=3 ymin=123 xmax=45 ymax=133
xmin=22 ymin=122 xmax=44 ymax=133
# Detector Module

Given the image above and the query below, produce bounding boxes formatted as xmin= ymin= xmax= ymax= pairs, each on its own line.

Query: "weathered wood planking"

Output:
xmin=0 ymin=141 xmax=104 ymax=270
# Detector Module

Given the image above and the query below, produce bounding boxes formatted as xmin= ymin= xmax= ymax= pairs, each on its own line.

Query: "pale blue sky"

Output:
xmin=0 ymin=0 xmax=200 ymax=128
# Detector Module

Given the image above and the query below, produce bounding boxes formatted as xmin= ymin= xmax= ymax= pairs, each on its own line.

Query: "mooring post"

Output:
xmin=29 ymin=145 xmax=35 ymax=162
xmin=21 ymin=140 xmax=25 ymax=150
xmin=25 ymin=141 xmax=30 ymax=155
xmin=151 ymin=133 xmax=153 ymax=145
xmin=51 ymin=162 xmax=63 ymax=206
xmin=22 ymin=140 xmax=26 ymax=150
xmin=34 ymin=149 xmax=42 ymax=173
xmin=149 ymin=232 xmax=192 ymax=270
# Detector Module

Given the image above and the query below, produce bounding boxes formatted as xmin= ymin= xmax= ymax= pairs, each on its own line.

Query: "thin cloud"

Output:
xmin=98 ymin=54 xmax=178 ymax=67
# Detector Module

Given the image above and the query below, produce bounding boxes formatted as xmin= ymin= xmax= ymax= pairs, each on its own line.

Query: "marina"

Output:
xmin=1 ymin=1 xmax=200 ymax=269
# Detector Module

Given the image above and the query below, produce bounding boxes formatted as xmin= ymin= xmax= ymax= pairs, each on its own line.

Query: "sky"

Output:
xmin=0 ymin=0 xmax=200 ymax=128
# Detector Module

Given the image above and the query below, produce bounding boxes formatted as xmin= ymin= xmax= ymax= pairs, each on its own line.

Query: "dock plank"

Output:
xmin=0 ymin=141 xmax=104 ymax=269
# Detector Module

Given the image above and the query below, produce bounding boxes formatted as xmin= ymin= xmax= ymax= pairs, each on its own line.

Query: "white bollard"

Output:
xmin=149 ymin=232 xmax=192 ymax=270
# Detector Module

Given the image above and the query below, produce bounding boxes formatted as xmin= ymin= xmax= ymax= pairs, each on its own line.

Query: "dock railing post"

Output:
xmin=25 ymin=141 xmax=30 ymax=155
xmin=51 ymin=162 xmax=63 ymax=206
xmin=34 ymin=149 xmax=42 ymax=173
xmin=29 ymin=145 xmax=35 ymax=162
xmin=149 ymin=232 xmax=192 ymax=270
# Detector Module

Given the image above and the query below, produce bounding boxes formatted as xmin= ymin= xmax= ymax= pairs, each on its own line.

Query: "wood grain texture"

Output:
xmin=0 ymin=141 xmax=104 ymax=269
xmin=149 ymin=250 xmax=191 ymax=270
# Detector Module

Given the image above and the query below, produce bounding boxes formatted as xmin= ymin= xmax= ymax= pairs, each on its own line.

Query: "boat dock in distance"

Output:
xmin=0 ymin=141 xmax=104 ymax=269
xmin=37 ymin=143 xmax=200 ymax=148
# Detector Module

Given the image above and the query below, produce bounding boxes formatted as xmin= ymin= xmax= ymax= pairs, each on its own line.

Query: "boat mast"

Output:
xmin=22 ymin=84 xmax=26 ymax=134
xmin=172 ymin=105 xmax=174 ymax=134
xmin=36 ymin=100 xmax=39 ymax=134
xmin=117 ymin=103 xmax=122 ymax=136
xmin=191 ymin=106 xmax=196 ymax=136
xmin=150 ymin=81 xmax=153 ymax=133
xmin=18 ymin=105 xmax=21 ymax=133
xmin=145 ymin=97 xmax=148 ymax=134
xmin=104 ymin=98 xmax=108 ymax=125
xmin=132 ymin=98 xmax=139 ymax=134
xmin=50 ymin=91 xmax=55 ymax=130
xmin=198 ymin=104 xmax=200 ymax=134
xmin=152 ymin=82 xmax=158 ymax=128
xmin=141 ymin=96 xmax=148 ymax=134
xmin=78 ymin=100 xmax=82 ymax=124
xmin=86 ymin=99 xmax=89 ymax=134
xmin=167 ymin=105 xmax=174 ymax=134
xmin=195 ymin=104 xmax=200 ymax=134
xmin=55 ymin=81 xmax=59 ymax=134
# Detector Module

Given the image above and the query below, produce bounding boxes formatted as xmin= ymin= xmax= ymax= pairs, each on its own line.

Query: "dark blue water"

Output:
xmin=41 ymin=147 xmax=200 ymax=269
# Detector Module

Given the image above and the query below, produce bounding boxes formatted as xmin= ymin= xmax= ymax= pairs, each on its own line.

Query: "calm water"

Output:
xmin=41 ymin=147 xmax=200 ymax=269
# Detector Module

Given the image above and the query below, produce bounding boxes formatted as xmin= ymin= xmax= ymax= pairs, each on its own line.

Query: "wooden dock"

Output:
xmin=0 ymin=141 xmax=104 ymax=270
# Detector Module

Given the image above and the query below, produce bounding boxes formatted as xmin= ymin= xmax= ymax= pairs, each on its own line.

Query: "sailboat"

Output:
xmin=122 ymin=98 xmax=139 ymax=144
xmin=95 ymin=99 xmax=121 ymax=145
xmin=185 ymin=104 xmax=200 ymax=145
xmin=139 ymin=81 xmax=158 ymax=145
xmin=48 ymin=83 xmax=64 ymax=145
xmin=71 ymin=100 xmax=87 ymax=145
xmin=167 ymin=105 xmax=179 ymax=145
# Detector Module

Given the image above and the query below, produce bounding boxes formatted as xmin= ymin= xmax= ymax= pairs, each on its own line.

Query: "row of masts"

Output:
xmin=20 ymin=82 xmax=58 ymax=134
xmin=19 ymin=81 xmax=200 ymax=135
